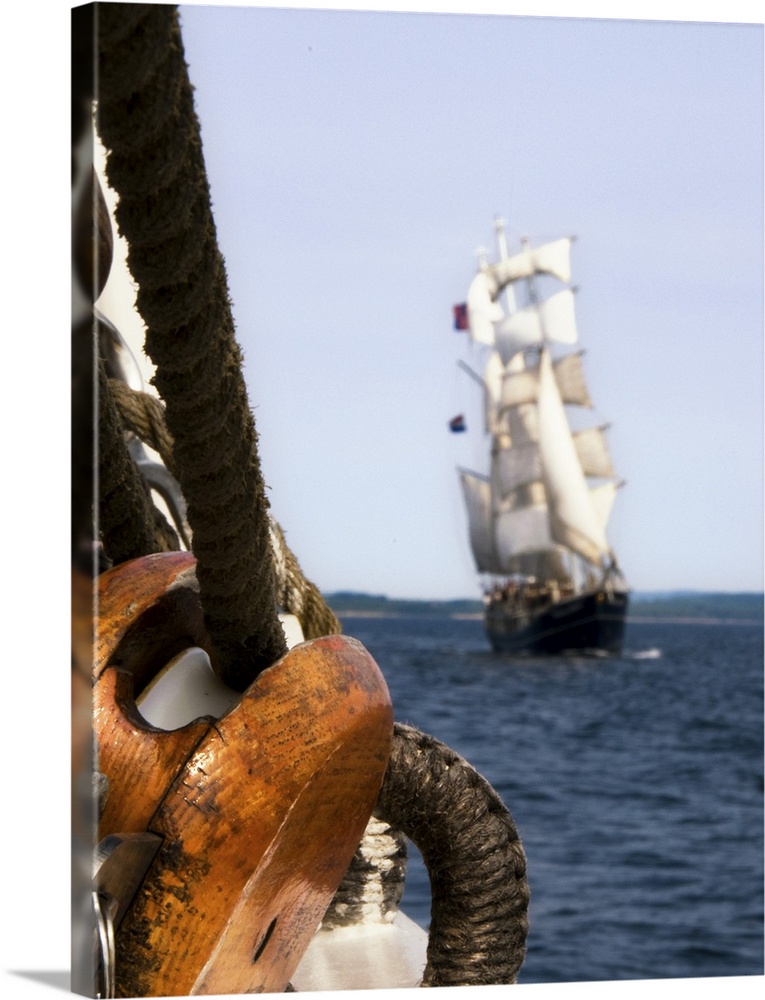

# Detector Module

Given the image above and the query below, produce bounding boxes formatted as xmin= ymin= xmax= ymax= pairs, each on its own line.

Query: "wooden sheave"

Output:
xmin=92 ymin=551 xmax=393 ymax=997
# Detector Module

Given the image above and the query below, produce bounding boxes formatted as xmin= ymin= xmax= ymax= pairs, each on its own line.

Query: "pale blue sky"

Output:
xmin=172 ymin=2 xmax=764 ymax=600
xmin=171 ymin=2 xmax=763 ymax=599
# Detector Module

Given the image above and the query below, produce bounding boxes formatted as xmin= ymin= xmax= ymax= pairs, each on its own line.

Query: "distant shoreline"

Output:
xmin=626 ymin=616 xmax=762 ymax=627
xmin=335 ymin=609 xmax=762 ymax=627
xmin=326 ymin=590 xmax=763 ymax=626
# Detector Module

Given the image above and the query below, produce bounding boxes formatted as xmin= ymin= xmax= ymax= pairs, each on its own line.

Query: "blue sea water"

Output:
xmin=339 ymin=613 xmax=764 ymax=985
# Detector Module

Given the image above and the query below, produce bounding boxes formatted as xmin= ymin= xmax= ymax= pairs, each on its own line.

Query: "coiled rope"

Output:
xmin=376 ymin=724 xmax=529 ymax=987
xmin=300 ymin=723 xmax=529 ymax=987
xmin=307 ymin=724 xmax=530 ymax=987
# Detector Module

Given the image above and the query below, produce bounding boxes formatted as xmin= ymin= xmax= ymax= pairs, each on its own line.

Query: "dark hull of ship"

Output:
xmin=485 ymin=587 xmax=629 ymax=656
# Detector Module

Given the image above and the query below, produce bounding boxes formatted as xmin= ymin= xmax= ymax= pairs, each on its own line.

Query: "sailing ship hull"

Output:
xmin=484 ymin=587 xmax=628 ymax=656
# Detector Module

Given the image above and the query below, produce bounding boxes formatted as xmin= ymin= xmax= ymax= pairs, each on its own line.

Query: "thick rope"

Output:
xmin=374 ymin=723 xmax=529 ymax=987
xmin=321 ymin=816 xmax=407 ymax=929
xmin=97 ymin=359 xmax=181 ymax=562
xmin=96 ymin=2 xmax=286 ymax=690
xmin=107 ymin=375 xmax=342 ymax=638
xmin=269 ymin=520 xmax=343 ymax=639
xmin=106 ymin=367 xmax=342 ymax=638
xmin=108 ymin=378 xmax=177 ymax=475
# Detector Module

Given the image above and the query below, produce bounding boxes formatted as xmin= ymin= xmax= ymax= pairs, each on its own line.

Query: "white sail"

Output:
xmin=573 ymin=426 xmax=616 ymax=479
xmin=492 ymin=237 xmax=573 ymax=287
xmin=459 ymin=470 xmax=497 ymax=573
xmin=485 ymin=351 xmax=533 ymax=433
xmin=531 ymin=237 xmax=573 ymax=283
xmin=506 ymin=547 xmax=569 ymax=580
xmin=494 ymin=502 xmax=555 ymax=566
xmin=491 ymin=249 xmax=535 ymax=286
xmin=511 ymin=479 xmax=548 ymax=509
xmin=494 ymin=288 xmax=578 ymax=364
xmin=552 ymin=351 xmax=592 ymax=407
xmin=492 ymin=442 xmax=542 ymax=497
xmin=536 ymin=348 xmax=609 ymax=565
xmin=468 ymin=237 xmax=573 ymax=347
xmin=467 ymin=271 xmax=503 ymax=345
xmin=499 ymin=368 xmax=538 ymax=410
xmin=589 ymin=480 xmax=621 ymax=531
xmin=499 ymin=352 xmax=591 ymax=412
xmin=506 ymin=401 xmax=539 ymax=447
xmin=483 ymin=351 xmax=505 ymax=431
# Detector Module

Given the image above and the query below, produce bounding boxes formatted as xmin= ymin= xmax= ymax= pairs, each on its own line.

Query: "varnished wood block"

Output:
xmin=93 ymin=553 xmax=393 ymax=996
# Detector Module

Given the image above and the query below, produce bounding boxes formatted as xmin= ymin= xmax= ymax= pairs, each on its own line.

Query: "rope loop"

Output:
xmin=374 ymin=723 xmax=529 ymax=987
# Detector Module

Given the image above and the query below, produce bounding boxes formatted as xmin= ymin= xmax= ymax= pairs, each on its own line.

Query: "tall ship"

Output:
xmin=453 ymin=218 xmax=629 ymax=655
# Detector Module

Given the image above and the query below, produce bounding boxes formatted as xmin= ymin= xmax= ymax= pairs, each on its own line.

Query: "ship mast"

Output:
xmin=493 ymin=215 xmax=517 ymax=314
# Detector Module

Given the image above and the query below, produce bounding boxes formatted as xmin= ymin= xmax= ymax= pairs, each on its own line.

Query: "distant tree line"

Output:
xmin=626 ymin=591 xmax=763 ymax=621
xmin=323 ymin=591 xmax=483 ymax=616
xmin=322 ymin=590 xmax=763 ymax=622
